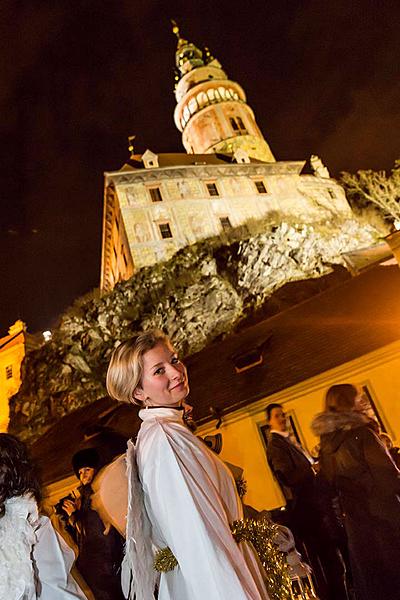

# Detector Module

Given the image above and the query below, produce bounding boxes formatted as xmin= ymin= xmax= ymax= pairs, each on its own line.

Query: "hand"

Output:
xmin=62 ymin=498 xmax=77 ymax=517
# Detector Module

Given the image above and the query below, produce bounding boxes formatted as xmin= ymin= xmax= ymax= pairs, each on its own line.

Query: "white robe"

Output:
xmin=136 ymin=407 xmax=269 ymax=600
xmin=0 ymin=495 xmax=87 ymax=600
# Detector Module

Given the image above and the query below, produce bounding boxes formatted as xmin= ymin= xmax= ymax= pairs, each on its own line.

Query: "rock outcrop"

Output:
xmin=9 ymin=218 xmax=379 ymax=442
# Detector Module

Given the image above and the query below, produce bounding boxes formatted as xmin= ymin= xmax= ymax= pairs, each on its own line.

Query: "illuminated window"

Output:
xmin=5 ymin=365 xmax=12 ymax=379
xmin=197 ymin=92 xmax=208 ymax=107
xmin=219 ymin=216 xmax=232 ymax=231
xmin=149 ymin=187 xmax=163 ymax=202
xmin=206 ymin=182 xmax=219 ymax=197
xmin=188 ymin=98 xmax=198 ymax=114
xmin=255 ymin=180 xmax=268 ymax=194
xmin=159 ymin=222 xmax=173 ymax=239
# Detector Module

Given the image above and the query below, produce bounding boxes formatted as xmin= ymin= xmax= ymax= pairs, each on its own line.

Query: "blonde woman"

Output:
xmin=106 ymin=329 xmax=269 ymax=600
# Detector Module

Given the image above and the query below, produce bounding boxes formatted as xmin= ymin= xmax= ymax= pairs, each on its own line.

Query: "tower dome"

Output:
xmin=172 ymin=24 xmax=275 ymax=163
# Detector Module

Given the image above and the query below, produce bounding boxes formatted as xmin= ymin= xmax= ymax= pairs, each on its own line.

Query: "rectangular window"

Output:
xmin=149 ymin=187 xmax=163 ymax=202
xmin=237 ymin=117 xmax=246 ymax=132
xmin=328 ymin=188 xmax=336 ymax=199
xmin=219 ymin=216 xmax=232 ymax=231
xmin=206 ymin=182 xmax=219 ymax=197
xmin=230 ymin=117 xmax=239 ymax=131
xmin=254 ymin=180 xmax=267 ymax=194
xmin=6 ymin=365 xmax=13 ymax=379
xmin=360 ymin=385 xmax=387 ymax=433
xmin=159 ymin=222 xmax=173 ymax=239
xmin=230 ymin=116 xmax=247 ymax=134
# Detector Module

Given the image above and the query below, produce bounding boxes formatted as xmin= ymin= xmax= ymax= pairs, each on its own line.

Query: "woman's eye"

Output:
xmin=171 ymin=356 xmax=179 ymax=364
xmin=154 ymin=367 xmax=165 ymax=375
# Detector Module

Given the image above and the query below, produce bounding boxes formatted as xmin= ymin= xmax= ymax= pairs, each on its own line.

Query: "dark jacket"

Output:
xmin=312 ymin=410 xmax=400 ymax=600
xmin=68 ymin=483 xmax=124 ymax=600
xmin=266 ymin=431 xmax=315 ymax=507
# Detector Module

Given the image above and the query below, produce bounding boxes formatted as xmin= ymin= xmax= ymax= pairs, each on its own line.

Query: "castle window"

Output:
xmin=219 ymin=216 xmax=232 ymax=231
xmin=206 ymin=182 xmax=219 ymax=197
xmin=149 ymin=187 xmax=163 ymax=202
xmin=328 ymin=188 xmax=336 ymax=199
xmin=254 ymin=180 xmax=268 ymax=194
xmin=188 ymin=97 xmax=198 ymax=115
xmin=230 ymin=116 xmax=247 ymax=134
xmin=230 ymin=117 xmax=239 ymax=131
xmin=5 ymin=365 xmax=12 ymax=379
xmin=159 ymin=222 xmax=173 ymax=239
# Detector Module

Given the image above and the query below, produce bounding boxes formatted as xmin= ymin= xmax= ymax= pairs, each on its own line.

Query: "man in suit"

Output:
xmin=266 ymin=403 xmax=349 ymax=600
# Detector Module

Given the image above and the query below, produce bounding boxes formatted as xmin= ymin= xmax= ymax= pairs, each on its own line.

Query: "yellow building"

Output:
xmin=35 ymin=264 xmax=400 ymax=514
xmin=100 ymin=29 xmax=351 ymax=294
xmin=0 ymin=321 xmax=41 ymax=431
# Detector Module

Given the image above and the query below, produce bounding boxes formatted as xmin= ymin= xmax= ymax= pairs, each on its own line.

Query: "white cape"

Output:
xmin=0 ymin=495 xmax=87 ymax=600
xmin=136 ymin=407 xmax=269 ymax=600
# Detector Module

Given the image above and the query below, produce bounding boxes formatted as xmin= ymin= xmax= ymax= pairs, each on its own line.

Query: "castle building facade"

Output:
xmin=0 ymin=321 xmax=41 ymax=431
xmin=100 ymin=27 xmax=351 ymax=294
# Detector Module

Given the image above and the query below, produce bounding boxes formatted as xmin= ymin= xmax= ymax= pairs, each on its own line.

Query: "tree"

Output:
xmin=340 ymin=160 xmax=400 ymax=224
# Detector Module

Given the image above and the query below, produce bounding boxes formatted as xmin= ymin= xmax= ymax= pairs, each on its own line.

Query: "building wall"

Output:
xmin=0 ymin=321 xmax=27 ymax=431
xmin=196 ymin=339 xmax=400 ymax=512
xmin=100 ymin=162 xmax=351 ymax=291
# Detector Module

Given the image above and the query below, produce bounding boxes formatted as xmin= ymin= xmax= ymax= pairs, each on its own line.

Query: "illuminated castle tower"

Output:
xmin=172 ymin=23 xmax=275 ymax=163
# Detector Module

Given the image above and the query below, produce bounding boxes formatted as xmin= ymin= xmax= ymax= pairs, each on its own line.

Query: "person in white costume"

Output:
xmin=106 ymin=329 xmax=270 ymax=600
xmin=0 ymin=433 xmax=87 ymax=600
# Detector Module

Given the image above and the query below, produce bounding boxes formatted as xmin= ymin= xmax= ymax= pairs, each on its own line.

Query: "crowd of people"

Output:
xmin=266 ymin=385 xmax=400 ymax=600
xmin=1 ymin=328 xmax=399 ymax=600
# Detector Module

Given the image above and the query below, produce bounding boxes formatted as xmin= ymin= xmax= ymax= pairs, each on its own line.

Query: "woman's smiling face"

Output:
xmin=134 ymin=341 xmax=189 ymax=407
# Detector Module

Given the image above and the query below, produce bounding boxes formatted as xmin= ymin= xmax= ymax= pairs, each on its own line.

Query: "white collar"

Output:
xmin=270 ymin=429 xmax=290 ymax=438
xmin=138 ymin=406 xmax=184 ymax=422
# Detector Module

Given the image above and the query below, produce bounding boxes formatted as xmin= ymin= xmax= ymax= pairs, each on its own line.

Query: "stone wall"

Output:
xmin=9 ymin=217 xmax=379 ymax=442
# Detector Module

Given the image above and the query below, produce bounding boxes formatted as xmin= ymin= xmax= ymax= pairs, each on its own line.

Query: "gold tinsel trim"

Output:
xmin=231 ymin=517 xmax=292 ymax=600
xmin=153 ymin=547 xmax=178 ymax=572
xmin=153 ymin=517 xmax=292 ymax=600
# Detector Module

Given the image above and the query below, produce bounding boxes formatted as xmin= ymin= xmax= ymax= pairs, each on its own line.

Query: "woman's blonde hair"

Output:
xmin=324 ymin=383 xmax=358 ymax=413
xmin=106 ymin=329 xmax=169 ymax=406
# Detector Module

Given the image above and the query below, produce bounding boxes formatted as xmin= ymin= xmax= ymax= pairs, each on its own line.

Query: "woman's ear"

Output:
xmin=134 ymin=387 xmax=146 ymax=403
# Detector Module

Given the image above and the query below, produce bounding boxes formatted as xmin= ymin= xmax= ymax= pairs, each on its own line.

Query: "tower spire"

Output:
xmin=172 ymin=29 xmax=275 ymax=162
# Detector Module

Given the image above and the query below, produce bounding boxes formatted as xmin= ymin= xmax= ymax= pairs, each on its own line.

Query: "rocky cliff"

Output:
xmin=9 ymin=217 xmax=379 ymax=442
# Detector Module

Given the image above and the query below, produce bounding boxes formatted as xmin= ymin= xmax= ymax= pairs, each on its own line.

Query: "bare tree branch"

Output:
xmin=340 ymin=161 xmax=400 ymax=222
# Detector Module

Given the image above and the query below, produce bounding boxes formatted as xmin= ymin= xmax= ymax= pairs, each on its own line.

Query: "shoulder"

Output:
xmin=267 ymin=432 xmax=288 ymax=449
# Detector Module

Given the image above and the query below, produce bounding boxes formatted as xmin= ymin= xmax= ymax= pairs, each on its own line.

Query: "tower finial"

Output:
xmin=128 ymin=135 xmax=136 ymax=158
xmin=171 ymin=19 xmax=180 ymax=39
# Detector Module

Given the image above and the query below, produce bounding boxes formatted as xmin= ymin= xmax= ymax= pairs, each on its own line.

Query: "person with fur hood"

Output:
xmin=311 ymin=384 xmax=400 ymax=600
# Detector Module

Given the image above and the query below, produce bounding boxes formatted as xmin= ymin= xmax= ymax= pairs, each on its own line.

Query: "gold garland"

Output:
xmin=153 ymin=547 xmax=178 ymax=572
xmin=231 ymin=517 xmax=292 ymax=600
xmin=153 ymin=517 xmax=292 ymax=600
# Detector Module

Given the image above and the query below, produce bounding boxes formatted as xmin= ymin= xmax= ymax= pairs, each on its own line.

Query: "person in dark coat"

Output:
xmin=61 ymin=448 xmax=124 ymax=600
xmin=266 ymin=403 xmax=348 ymax=600
xmin=311 ymin=384 xmax=400 ymax=600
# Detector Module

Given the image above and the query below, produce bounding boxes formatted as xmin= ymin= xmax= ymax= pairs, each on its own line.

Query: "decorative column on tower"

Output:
xmin=172 ymin=23 xmax=275 ymax=163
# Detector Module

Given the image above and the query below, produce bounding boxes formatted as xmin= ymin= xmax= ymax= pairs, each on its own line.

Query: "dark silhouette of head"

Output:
xmin=0 ymin=433 xmax=41 ymax=518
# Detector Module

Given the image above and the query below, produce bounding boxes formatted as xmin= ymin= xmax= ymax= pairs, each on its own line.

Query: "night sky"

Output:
xmin=1 ymin=0 xmax=399 ymax=335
